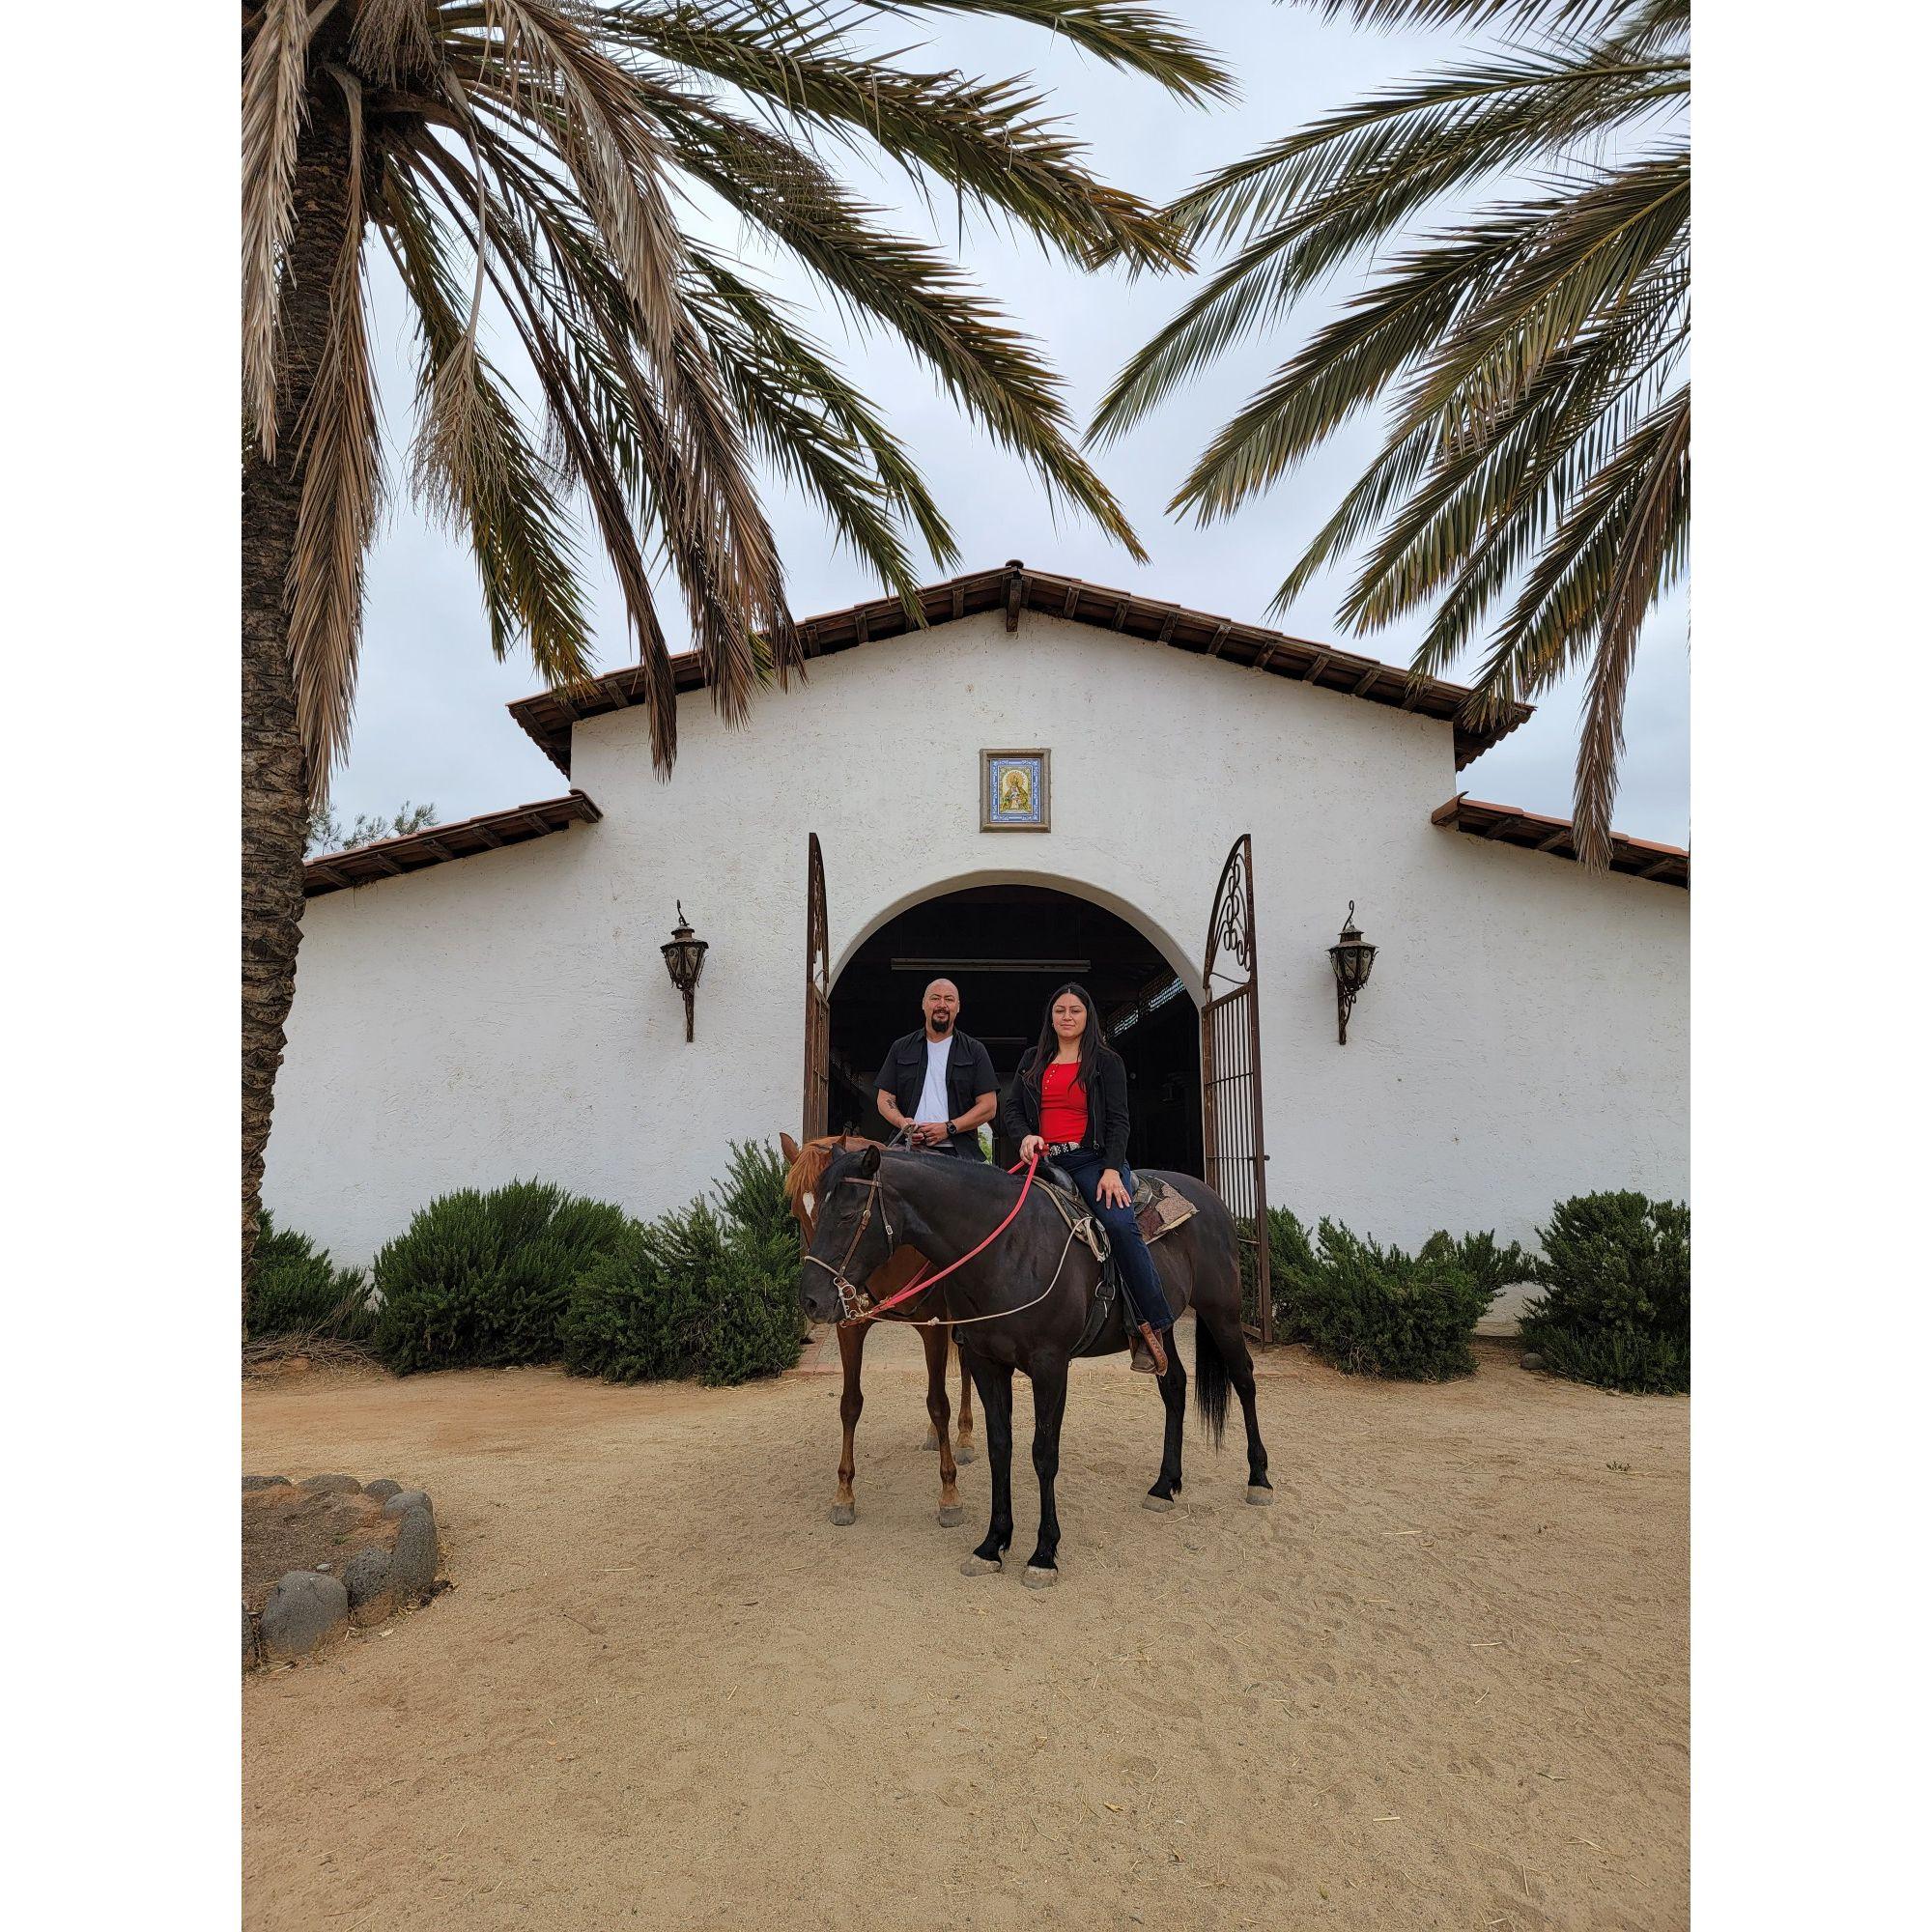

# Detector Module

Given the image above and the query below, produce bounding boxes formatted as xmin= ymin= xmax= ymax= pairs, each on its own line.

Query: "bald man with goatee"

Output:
xmin=873 ymin=980 xmax=999 ymax=1158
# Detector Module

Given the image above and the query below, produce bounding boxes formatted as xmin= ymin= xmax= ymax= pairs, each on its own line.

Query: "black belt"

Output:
xmin=1045 ymin=1140 xmax=1084 ymax=1156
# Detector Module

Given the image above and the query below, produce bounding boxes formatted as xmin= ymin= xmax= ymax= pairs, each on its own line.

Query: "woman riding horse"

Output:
xmin=1000 ymin=982 xmax=1175 ymax=1376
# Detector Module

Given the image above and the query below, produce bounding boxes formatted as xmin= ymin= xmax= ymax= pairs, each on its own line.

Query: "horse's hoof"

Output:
xmin=923 ymin=1433 xmax=940 ymax=1451
xmin=938 ymin=1504 xmax=964 ymax=1527
xmin=1022 ymin=1565 xmax=1058 ymax=1590
xmin=1142 ymin=1492 xmax=1176 ymax=1513
xmin=1245 ymin=1485 xmax=1275 ymax=1507
xmin=959 ymin=1553 xmax=1003 ymax=1577
xmin=955 ymin=1442 xmax=977 ymax=1464
xmin=830 ymin=1503 xmax=857 ymax=1526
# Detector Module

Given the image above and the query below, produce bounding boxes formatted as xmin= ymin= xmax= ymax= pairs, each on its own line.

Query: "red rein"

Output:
xmin=846 ymin=1152 xmax=1040 ymax=1323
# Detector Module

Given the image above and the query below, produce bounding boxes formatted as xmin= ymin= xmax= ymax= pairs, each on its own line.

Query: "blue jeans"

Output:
xmin=1056 ymin=1147 xmax=1174 ymax=1331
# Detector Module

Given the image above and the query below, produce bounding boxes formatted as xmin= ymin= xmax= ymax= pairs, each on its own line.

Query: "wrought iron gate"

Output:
xmin=1202 ymin=834 xmax=1272 ymax=1342
xmin=803 ymin=833 xmax=830 ymax=1140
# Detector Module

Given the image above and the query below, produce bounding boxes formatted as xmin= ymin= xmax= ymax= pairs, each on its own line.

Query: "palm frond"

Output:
xmin=241 ymin=0 xmax=314 ymax=458
xmin=611 ymin=5 xmax=1191 ymax=270
xmin=1095 ymin=35 xmax=1683 ymax=437
xmin=1105 ymin=0 xmax=1689 ymax=860
xmin=1571 ymin=384 xmax=1689 ymax=863
xmin=1292 ymin=1 xmax=1665 ymax=32
xmin=856 ymin=1 xmax=1233 ymax=102
xmin=670 ymin=103 xmax=1147 ymax=556
xmin=287 ymin=66 xmax=381 ymax=799
xmin=378 ymin=161 xmax=595 ymax=689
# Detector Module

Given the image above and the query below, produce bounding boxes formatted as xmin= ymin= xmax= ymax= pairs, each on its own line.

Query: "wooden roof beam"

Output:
xmin=1004 ymin=561 xmax=1025 ymax=633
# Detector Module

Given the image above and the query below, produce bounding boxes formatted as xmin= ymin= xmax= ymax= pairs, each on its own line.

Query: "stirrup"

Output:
xmin=1131 ymin=1322 xmax=1168 ymax=1377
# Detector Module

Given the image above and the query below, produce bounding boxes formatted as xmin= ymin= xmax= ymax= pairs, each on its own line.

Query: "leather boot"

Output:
xmin=1131 ymin=1322 xmax=1169 ymax=1377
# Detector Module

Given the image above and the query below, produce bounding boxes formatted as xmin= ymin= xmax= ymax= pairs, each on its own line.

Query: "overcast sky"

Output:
xmin=331 ymin=2 xmax=1689 ymax=847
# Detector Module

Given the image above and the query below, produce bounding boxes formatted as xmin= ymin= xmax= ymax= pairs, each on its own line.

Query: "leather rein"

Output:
xmin=803 ymin=1151 xmax=1079 ymax=1329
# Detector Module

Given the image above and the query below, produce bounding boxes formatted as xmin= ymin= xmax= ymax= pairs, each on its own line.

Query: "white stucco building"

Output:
xmin=270 ymin=561 xmax=1689 ymax=1328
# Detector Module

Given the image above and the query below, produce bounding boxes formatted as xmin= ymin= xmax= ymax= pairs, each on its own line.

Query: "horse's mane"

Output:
xmin=783 ymin=1134 xmax=879 ymax=1238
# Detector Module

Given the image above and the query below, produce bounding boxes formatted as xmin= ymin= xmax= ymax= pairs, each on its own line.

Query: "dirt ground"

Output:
xmin=242 ymin=1322 xmax=1688 ymax=1932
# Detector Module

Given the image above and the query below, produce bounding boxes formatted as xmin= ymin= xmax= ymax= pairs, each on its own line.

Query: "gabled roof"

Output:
xmin=1432 ymin=795 xmax=1690 ymax=889
xmin=303 ymin=791 xmax=602 ymax=897
xmin=506 ymin=561 xmax=1533 ymax=777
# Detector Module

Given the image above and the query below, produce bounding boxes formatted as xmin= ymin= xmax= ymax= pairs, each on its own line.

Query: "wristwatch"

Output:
xmin=944 ymin=1119 xmax=956 ymax=1137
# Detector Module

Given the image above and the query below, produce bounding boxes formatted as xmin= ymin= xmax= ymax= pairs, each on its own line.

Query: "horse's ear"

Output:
xmin=859 ymin=1145 xmax=882 ymax=1178
xmin=780 ymin=1131 xmax=801 ymax=1166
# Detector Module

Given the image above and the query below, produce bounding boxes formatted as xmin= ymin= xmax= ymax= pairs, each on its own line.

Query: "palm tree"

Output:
xmin=1094 ymin=0 xmax=1688 ymax=864
xmin=241 ymin=1 xmax=1227 ymax=1304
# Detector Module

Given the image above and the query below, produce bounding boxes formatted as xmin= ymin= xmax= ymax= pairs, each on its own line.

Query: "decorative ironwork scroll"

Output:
xmin=803 ymin=834 xmax=831 ymax=1141
xmin=1202 ymin=834 xmax=1272 ymax=1342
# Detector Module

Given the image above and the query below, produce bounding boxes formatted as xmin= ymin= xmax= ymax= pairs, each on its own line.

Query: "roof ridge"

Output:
xmin=504 ymin=562 xmax=1534 ymax=779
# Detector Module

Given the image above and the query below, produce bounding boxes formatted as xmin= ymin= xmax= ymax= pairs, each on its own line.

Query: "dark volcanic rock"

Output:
xmin=389 ymin=1506 xmax=440 ymax=1603
xmin=260 ymin=1570 xmax=350 ymax=1660
xmin=342 ymin=1547 xmax=395 ymax=1627
xmin=298 ymin=1473 xmax=363 ymax=1496
xmin=361 ymin=1479 xmax=404 ymax=1503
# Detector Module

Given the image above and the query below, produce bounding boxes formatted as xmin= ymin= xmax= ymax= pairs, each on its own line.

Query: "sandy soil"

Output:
xmin=243 ymin=1323 xmax=1687 ymax=1932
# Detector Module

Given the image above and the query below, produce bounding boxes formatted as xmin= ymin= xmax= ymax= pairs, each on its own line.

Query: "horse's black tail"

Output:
xmin=1193 ymin=1314 xmax=1231 ymax=1450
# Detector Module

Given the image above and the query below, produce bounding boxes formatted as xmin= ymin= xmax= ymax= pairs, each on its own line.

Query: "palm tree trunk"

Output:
xmin=241 ymin=74 xmax=353 ymax=1324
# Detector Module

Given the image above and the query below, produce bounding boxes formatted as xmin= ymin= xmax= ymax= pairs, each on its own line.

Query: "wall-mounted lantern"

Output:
xmin=1327 ymin=902 xmax=1377 ymax=1044
xmin=661 ymin=902 xmax=708 ymax=1042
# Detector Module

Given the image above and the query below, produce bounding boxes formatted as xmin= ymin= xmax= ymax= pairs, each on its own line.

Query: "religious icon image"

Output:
xmin=981 ymin=750 xmax=1050 ymax=831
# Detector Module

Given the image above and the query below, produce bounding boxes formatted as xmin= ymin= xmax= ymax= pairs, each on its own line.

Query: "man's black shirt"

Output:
xmin=873 ymin=1029 xmax=998 ymax=1158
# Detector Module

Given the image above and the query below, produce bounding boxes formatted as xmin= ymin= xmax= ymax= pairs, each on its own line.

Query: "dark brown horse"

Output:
xmin=781 ymin=1132 xmax=976 ymax=1528
xmin=798 ymin=1145 xmax=1272 ymax=1587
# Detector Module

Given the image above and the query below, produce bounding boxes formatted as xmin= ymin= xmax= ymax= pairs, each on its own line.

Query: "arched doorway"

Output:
xmin=825 ymin=882 xmax=1203 ymax=1175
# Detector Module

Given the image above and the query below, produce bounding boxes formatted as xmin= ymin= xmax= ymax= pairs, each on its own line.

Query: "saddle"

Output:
xmin=1032 ymin=1166 xmax=1197 ymax=1359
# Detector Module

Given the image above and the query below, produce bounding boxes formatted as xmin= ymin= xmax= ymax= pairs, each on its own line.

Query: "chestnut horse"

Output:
xmin=781 ymin=1132 xmax=977 ymax=1527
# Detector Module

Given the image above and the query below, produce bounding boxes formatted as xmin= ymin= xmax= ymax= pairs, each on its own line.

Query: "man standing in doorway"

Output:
xmin=875 ymin=980 xmax=999 ymax=1157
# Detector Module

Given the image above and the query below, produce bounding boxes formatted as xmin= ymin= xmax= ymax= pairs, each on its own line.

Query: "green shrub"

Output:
xmin=1419 ymin=1228 xmax=1534 ymax=1308
xmin=1264 ymin=1210 xmax=1503 ymax=1379
xmin=372 ymin=1181 xmax=629 ymax=1375
xmin=712 ymin=1139 xmax=800 ymax=1259
xmin=247 ymin=1211 xmax=373 ymax=1343
xmin=562 ymin=1144 xmax=805 ymax=1389
xmin=1233 ymin=1207 xmax=1315 ymax=1328
xmin=562 ymin=1206 xmax=803 ymax=1389
xmin=1519 ymin=1192 xmax=1690 ymax=1393
xmin=699 ymin=1226 xmax=808 ymax=1387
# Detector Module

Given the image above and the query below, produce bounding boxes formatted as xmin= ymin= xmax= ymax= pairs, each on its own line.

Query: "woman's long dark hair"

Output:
xmin=1024 ymin=981 xmax=1108 ymax=1100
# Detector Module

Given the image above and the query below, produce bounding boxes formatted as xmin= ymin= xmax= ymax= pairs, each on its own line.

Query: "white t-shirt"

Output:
xmin=916 ymin=1037 xmax=953 ymax=1127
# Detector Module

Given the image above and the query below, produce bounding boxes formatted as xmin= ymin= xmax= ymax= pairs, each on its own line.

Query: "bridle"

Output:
xmin=804 ymin=1173 xmax=899 ymax=1322
xmin=802 ymin=1152 xmax=1078 ymax=1329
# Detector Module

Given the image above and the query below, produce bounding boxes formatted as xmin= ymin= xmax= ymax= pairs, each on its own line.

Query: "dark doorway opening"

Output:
xmin=827 ymin=884 xmax=1203 ymax=1176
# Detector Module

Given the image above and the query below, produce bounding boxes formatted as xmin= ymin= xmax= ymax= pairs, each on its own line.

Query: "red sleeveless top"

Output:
xmin=1039 ymin=1060 xmax=1089 ymax=1145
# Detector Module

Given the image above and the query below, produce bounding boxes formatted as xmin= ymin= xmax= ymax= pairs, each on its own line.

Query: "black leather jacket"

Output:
xmin=999 ymin=1046 xmax=1130 ymax=1171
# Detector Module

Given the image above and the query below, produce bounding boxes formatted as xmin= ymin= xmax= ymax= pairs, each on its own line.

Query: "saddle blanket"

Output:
xmin=1035 ymin=1167 xmax=1197 ymax=1261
